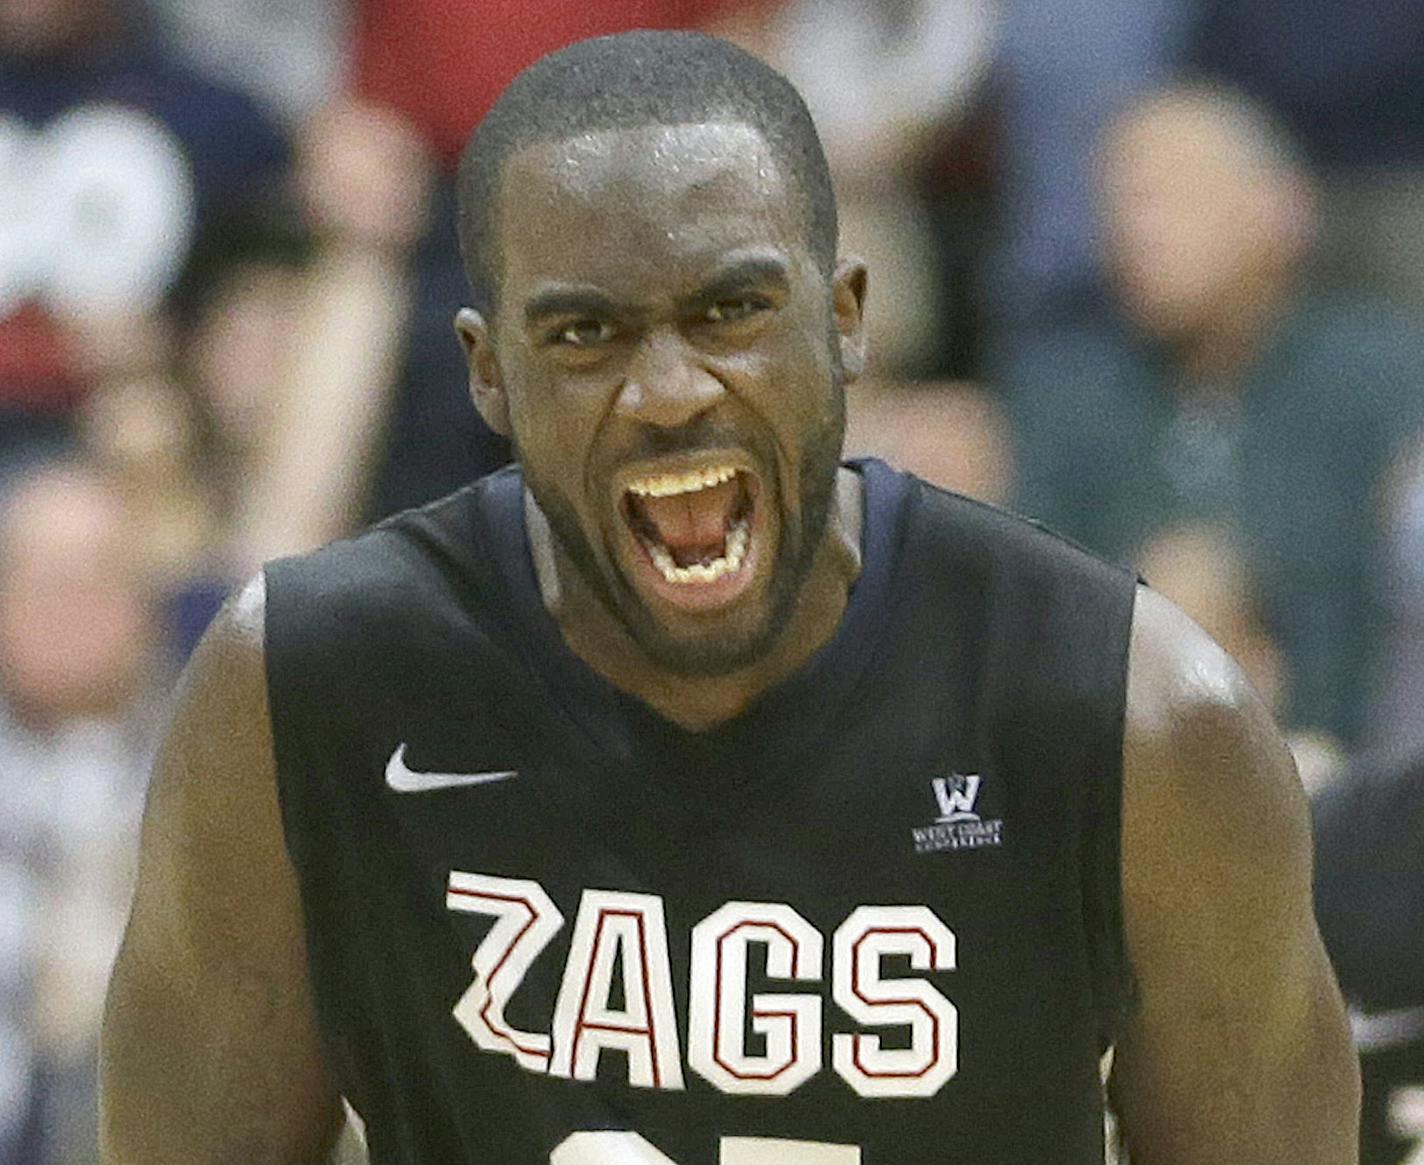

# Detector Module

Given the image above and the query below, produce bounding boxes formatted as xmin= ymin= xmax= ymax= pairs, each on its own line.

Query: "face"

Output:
xmin=463 ymin=121 xmax=863 ymax=676
xmin=1099 ymin=105 xmax=1284 ymax=340
xmin=0 ymin=471 xmax=149 ymax=723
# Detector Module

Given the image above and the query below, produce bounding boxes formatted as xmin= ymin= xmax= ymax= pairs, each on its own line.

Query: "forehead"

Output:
xmin=495 ymin=122 xmax=812 ymax=302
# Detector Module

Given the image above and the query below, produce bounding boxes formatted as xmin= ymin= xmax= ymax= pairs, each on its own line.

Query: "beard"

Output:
xmin=519 ymin=370 xmax=848 ymax=679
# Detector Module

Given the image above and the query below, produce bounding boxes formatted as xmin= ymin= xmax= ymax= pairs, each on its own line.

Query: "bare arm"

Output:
xmin=99 ymin=576 xmax=346 ymax=1163
xmin=232 ymin=100 xmax=432 ymax=569
xmin=1110 ymin=586 xmax=1359 ymax=1164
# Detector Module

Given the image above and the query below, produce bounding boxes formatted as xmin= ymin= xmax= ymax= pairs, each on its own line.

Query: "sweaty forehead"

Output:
xmin=495 ymin=122 xmax=809 ymax=297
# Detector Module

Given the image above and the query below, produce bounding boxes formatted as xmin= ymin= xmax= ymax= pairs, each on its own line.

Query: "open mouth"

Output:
xmin=619 ymin=463 xmax=764 ymax=606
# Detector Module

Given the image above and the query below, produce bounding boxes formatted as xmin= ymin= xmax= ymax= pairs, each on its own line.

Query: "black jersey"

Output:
xmin=1313 ymin=751 xmax=1424 ymax=1164
xmin=265 ymin=460 xmax=1137 ymax=1165
xmin=1313 ymin=752 xmax=1424 ymax=1013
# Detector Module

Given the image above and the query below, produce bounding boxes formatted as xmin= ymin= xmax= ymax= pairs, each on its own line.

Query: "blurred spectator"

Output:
xmin=758 ymin=0 xmax=999 ymax=374
xmin=79 ymin=373 xmax=214 ymax=583
xmin=178 ymin=258 xmax=299 ymax=532
xmin=845 ymin=378 xmax=1011 ymax=505
xmin=1372 ymin=441 xmax=1424 ymax=758
xmin=0 ymin=0 xmax=290 ymax=479
xmin=348 ymin=0 xmax=770 ymax=171
xmin=1005 ymin=85 xmax=1424 ymax=746
xmin=1189 ymin=0 xmax=1424 ymax=310
xmin=1312 ymin=749 xmax=1424 ymax=1164
xmin=147 ymin=0 xmax=345 ymax=124
xmin=230 ymin=98 xmax=436 ymax=568
xmin=0 ymin=462 xmax=162 ymax=1165
xmin=986 ymin=0 xmax=1193 ymax=332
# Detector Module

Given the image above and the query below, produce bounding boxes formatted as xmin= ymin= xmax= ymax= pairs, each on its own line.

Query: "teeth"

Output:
xmin=644 ymin=518 xmax=750 ymax=586
xmin=627 ymin=465 xmax=738 ymax=498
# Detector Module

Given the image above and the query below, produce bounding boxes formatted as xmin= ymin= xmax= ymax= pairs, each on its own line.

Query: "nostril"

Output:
xmin=615 ymin=365 xmax=725 ymax=426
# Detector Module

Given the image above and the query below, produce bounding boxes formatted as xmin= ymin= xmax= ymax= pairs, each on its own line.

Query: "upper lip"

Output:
xmin=611 ymin=450 xmax=759 ymax=502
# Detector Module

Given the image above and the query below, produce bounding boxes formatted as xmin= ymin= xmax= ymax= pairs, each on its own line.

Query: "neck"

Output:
xmin=529 ymin=468 xmax=864 ymax=732
xmin=1171 ymin=270 xmax=1293 ymax=389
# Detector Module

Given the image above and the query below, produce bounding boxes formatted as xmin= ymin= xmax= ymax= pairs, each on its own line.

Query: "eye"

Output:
xmin=550 ymin=319 xmax=615 ymax=347
xmin=705 ymin=296 xmax=770 ymax=324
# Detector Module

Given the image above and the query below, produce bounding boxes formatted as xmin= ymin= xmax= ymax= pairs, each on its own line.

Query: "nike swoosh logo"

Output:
xmin=384 ymin=743 xmax=518 ymax=793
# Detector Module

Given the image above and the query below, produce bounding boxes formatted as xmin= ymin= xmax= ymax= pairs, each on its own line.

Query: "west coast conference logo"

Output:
xmin=912 ymin=774 xmax=1004 ymax=854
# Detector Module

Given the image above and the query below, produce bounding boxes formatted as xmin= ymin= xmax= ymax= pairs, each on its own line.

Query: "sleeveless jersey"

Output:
xmin=265 ymin=459 xmax=1138 ymax=1165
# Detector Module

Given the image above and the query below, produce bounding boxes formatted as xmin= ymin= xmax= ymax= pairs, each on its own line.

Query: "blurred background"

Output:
xmin=1 ymin=0 xmax=1422 ymax=1161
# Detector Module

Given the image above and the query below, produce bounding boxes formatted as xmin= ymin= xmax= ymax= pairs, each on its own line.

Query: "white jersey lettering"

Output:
xmin=446 ymin=872 xmax=564 ymax=1072
xmin=688 ymin=901 xmax=823 ymax=1095
xmin=831 ymin=905 xmax=958 ymax=1097
xmin=550 ymin=889 xmax=684 ymax=1090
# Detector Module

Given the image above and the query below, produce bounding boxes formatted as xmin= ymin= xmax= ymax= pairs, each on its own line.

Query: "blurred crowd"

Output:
xmin=2 ymin=0 xmax=1422 ymax=1161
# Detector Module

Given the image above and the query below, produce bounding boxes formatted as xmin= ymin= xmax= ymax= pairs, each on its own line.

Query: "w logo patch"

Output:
xmin=932 ymin=774 xmax=982 ymax=822
xmin=914 ymin=773 xmax=1003 ymax=855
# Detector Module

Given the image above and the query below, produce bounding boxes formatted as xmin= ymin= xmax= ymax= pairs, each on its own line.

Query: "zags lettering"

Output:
xmin=550 ymin=890 xmax=685 ymax=1090
xmin=688 ymin=902 xmax=823 ymax=1094
xmin=448 ymin=873 xmax=957 ymax=1098
xmin=447 ymin=873 xmax=564 ymax=1071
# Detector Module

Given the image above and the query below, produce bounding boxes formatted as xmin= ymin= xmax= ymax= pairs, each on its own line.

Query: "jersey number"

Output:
xmin=552 ymin=1131 xmax=859 ymax=1164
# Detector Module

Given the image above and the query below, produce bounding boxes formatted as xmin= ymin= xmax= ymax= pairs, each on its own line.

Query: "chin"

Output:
xmin=621 ymin=601 xmax=783 ymax=678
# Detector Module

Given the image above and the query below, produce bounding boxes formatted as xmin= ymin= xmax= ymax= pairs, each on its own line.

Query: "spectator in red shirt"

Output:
xmin=352 ymin=0 xmax=768 ymax=168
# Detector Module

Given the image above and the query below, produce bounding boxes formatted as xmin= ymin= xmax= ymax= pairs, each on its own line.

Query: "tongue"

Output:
xmin=641 ymin=478 xmax=739 ymax=564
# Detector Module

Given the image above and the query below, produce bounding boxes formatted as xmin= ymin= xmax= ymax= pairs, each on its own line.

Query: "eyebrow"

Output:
xmin=676 ymin=256 xmax=791 ymax=313
xmin=522 ymin=255 xmax=794 ymax=330
xmin=524 ymin=287 xmax=629 ymax=329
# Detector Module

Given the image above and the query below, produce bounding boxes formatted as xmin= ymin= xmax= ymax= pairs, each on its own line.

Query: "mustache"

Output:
xmin=614 ymin=417 xmax=763 ymax=464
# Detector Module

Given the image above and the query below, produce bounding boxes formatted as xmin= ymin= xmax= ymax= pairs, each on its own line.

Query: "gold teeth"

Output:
xmin=626 ymin=465 xmax=738 ymax=498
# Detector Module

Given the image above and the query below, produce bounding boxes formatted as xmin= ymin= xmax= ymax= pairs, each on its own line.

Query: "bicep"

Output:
xmin=100 ymin=578 xmax=343 ymax=1164
xmin=1108 ymin=587 xmax=1358 ymax=1164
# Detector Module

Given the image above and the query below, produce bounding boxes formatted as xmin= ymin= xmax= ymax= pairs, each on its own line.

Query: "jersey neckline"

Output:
xmin=477 ymin=458 xmax=913 ymax=779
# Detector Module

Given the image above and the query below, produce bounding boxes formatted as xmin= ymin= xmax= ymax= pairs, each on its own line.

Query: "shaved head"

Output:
xmin=456 ymin=30 xmax=838 ymax=316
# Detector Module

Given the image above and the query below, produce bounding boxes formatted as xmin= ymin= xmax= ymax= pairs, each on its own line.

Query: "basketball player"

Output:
xmin=1314 ymin=751 xmax=1424 ymax=1163
xmin=99 ymin=32 xmax=1358 ymax=1164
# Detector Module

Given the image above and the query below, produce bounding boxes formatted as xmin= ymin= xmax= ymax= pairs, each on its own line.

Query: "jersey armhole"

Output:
xmin=1084 ymin=589 xmax=1139 ymax=1054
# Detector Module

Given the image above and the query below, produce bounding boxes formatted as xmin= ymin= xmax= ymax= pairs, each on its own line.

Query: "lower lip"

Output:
xmin=624 ymin=510 xmax=767 ymax=615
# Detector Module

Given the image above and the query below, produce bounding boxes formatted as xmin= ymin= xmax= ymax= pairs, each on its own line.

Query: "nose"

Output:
xmin=613 ymin=328 xmax=725 ymax=429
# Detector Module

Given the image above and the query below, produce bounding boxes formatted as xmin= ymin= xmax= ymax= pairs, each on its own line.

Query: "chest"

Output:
xmin=306 ymin=685 xmax=1101 ymax=1129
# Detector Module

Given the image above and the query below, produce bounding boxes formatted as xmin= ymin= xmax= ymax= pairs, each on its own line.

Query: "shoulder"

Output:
xmin=906 ymin=478 xmax=1138 ymax=645
xmin=1125 ymin=583 xmax=1304 ymax=812
xmin=265 ymin=481 xmax=498 ymax=635
xmin=910 ymin=472 xmax=1132 ymax=579
xmin=1110 ymin=584 xmax=1360 ymax=1161
xmin=145 ymin=575 xmax=275 ymax=829
xmin=135 ymin=570 xmax=284 ymax=951
xmin=169 ymin=572 xmax=269 ymax=741
xmin=261 ymin=478 xmax=525 ymax=708
xmin=1123 ymin=584 xmax=1311 ymax=897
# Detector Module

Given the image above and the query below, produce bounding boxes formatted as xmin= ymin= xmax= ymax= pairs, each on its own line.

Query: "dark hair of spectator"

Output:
xmin=455 ymin=30 xmax=839 ymax=315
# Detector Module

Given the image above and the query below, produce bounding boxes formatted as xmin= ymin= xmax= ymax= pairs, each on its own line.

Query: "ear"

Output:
xmin=454 ymin=308 xmax=511 ymax=437
xmin=831 ymin=258 xmax=868 ymax=384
